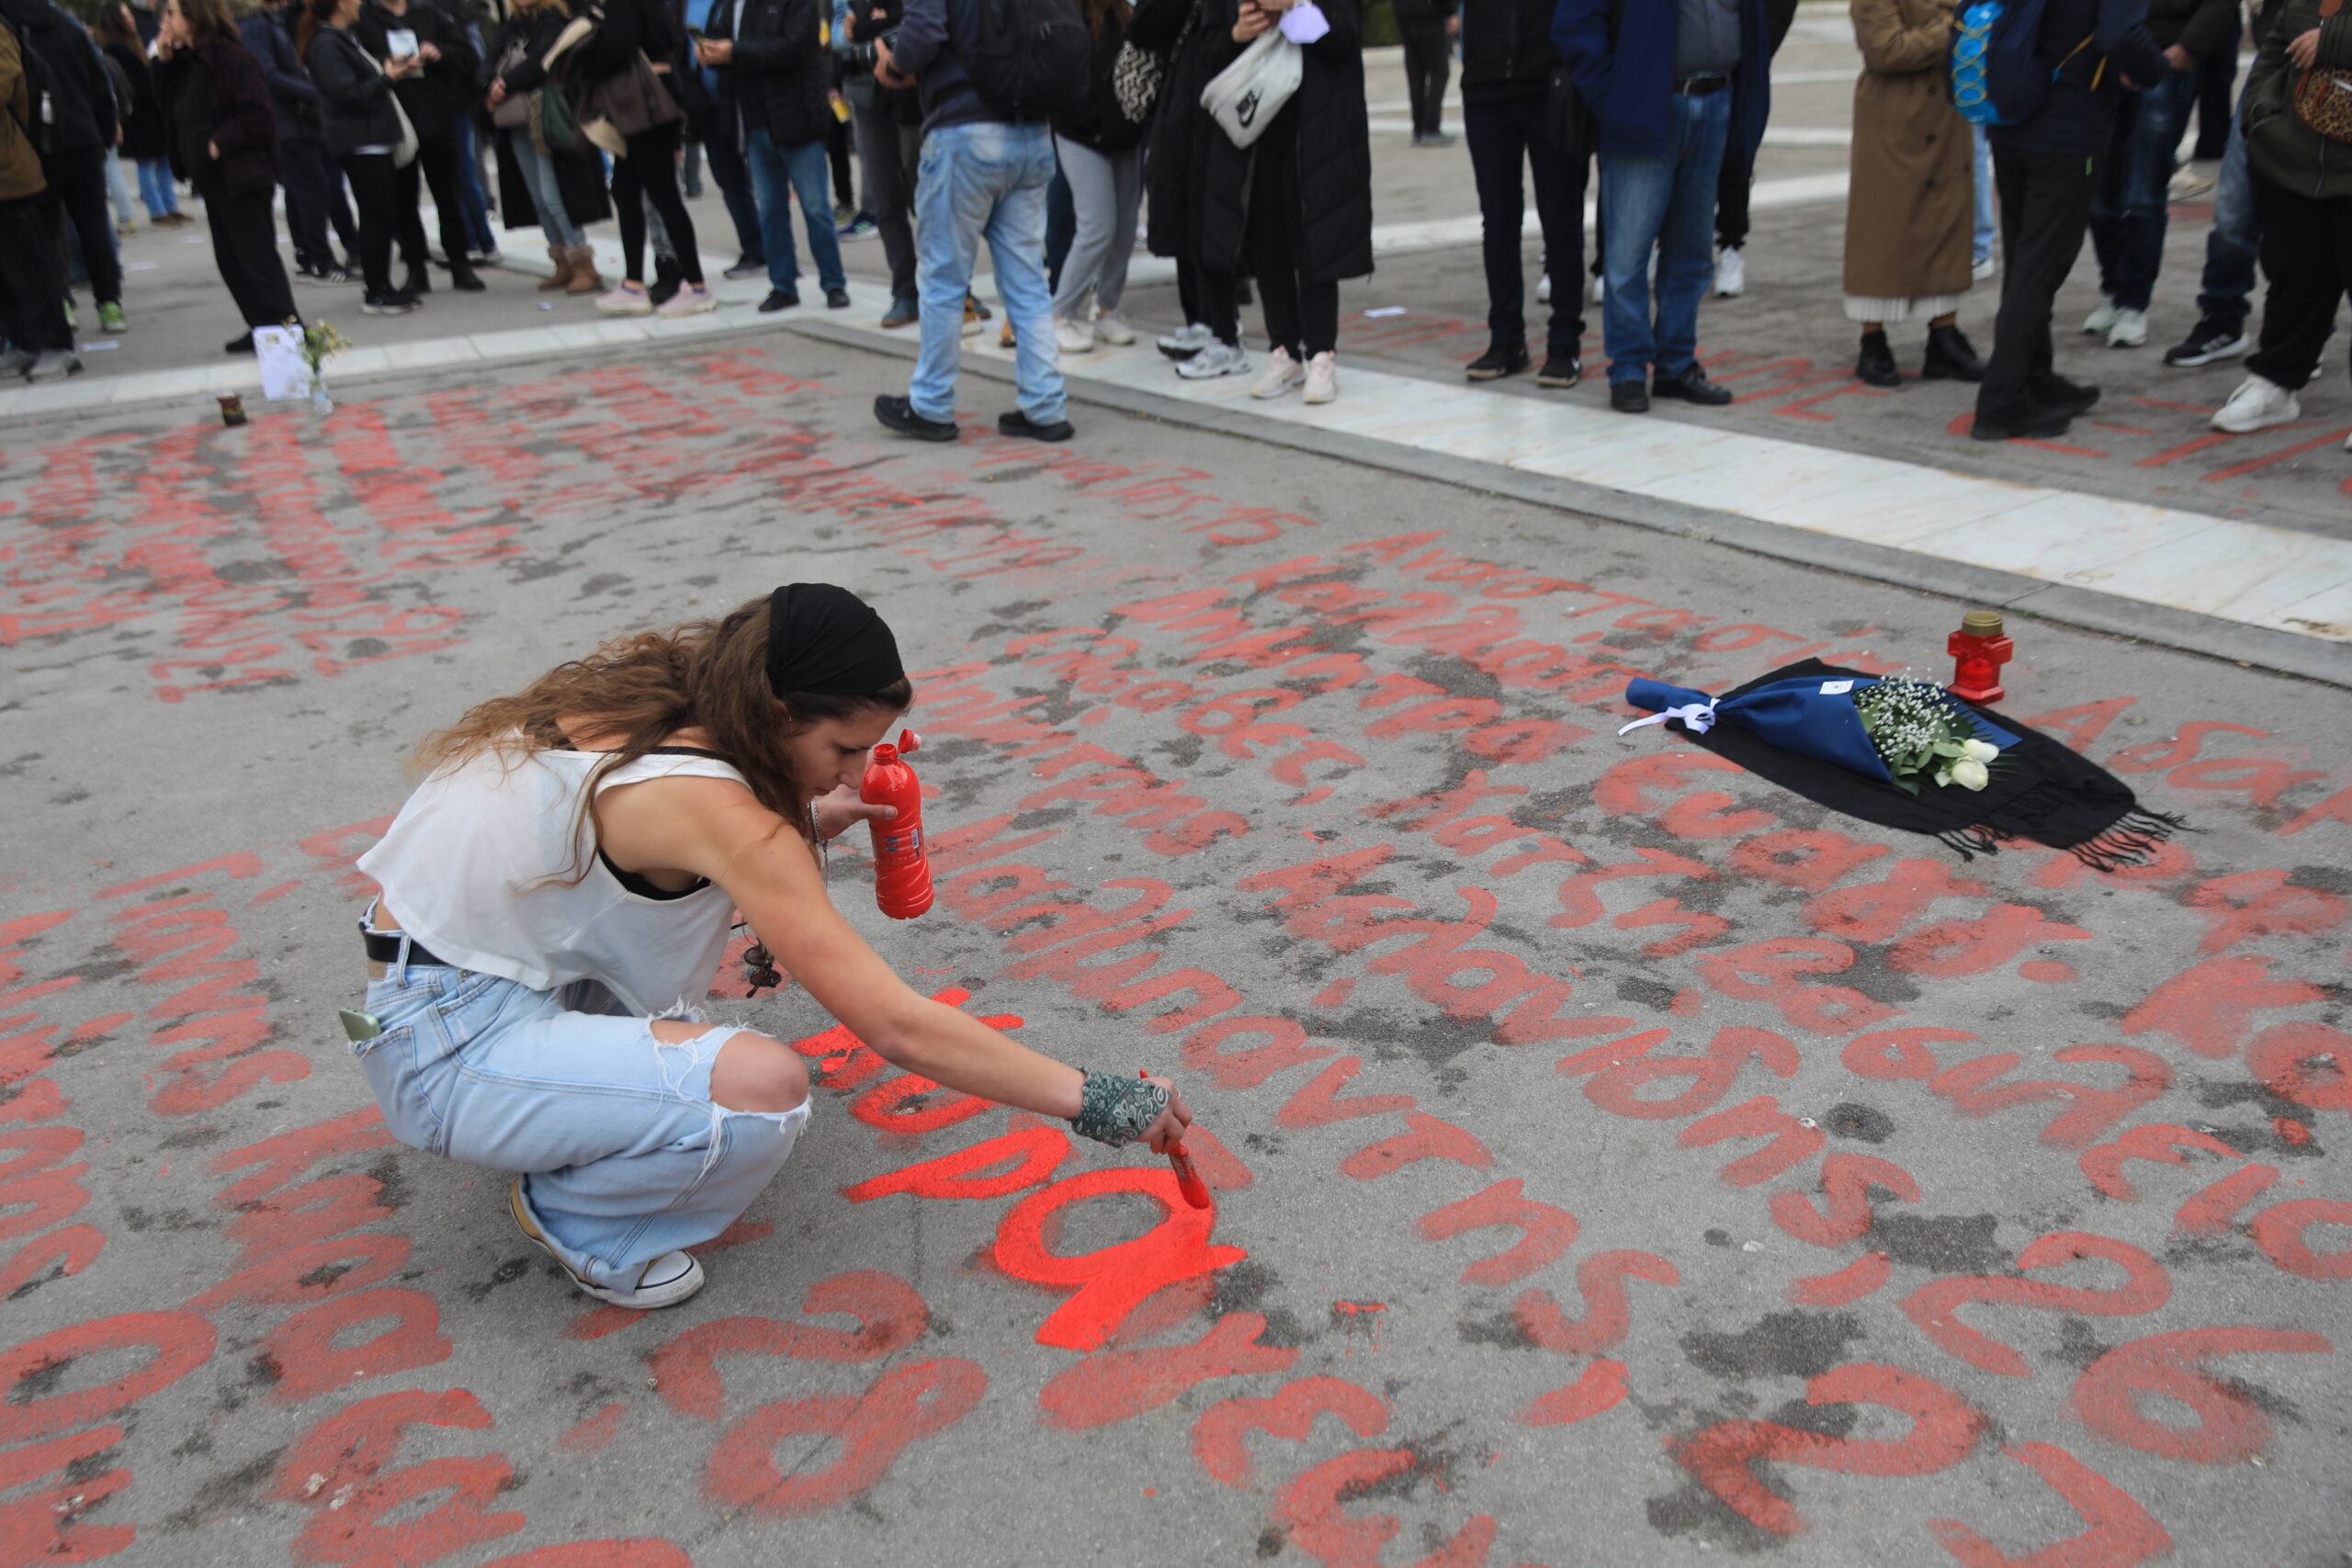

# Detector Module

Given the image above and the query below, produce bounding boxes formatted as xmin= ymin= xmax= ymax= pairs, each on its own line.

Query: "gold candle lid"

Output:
xmin=1962 ymin=611 xmax=2004 ymax=637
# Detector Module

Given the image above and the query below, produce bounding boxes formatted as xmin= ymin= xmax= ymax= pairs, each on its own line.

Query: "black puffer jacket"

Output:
xmin=1136 ymin=0 xmax=1216 ymax=261
xmin=357 ymin=0 xmax=476 ymax=143
xmin=721 ymin=0 xmax=829 ymax=148
xmin=1457 ymin=0 xmax=1553 ymax=103
xmin=239 ymin=9 xmax=323 ymax=147
xmin=1190 ymin=0 xmax=1371 ymax=282
xmin=305 ymin=22 xmax=403 ymax=154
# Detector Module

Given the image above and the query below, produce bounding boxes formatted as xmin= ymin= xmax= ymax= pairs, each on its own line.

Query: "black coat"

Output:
xmin=485 ymin=9 xmax=612 ymax=228
xmin=357 ymin=0 xmax=476 ymax=143
xmin=1051 ymin=4 xmax=1141 ymax=152
xmin=1457 ymin=0 xmax=1554 ymax=103
xmin=305 ymin=23 xmax=403 ymax=155
xmin=105 ymin=38 xmax=170 ymax=160
xmin=717 ymin=0 xmax=829 ymax=148
xmin=1188 ymin=0 xmax=1372 ymax=282
xmin=154 ymin=39 xmax=281 ymax=195
xmin=238 ymin=10 xmax=323 ymax=146
xmin=0 ymin=0 xmax=117 ymax=156
xmin=1136 ymin=0 xmax=1218 ymax=262
xmin=580 ymin=0 xmax=680 ymax=85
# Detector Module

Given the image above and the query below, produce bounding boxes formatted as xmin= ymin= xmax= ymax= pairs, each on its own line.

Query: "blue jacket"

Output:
xmin=1551 ymin=0 xmax=1769 ymax=164
xmin=239 ymin=9 xmax=321 ymax=147
xmin=892 ymin=0 xmax=998 ymax=134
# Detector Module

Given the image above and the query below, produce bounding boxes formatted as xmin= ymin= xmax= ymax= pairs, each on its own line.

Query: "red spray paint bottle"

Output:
xmin=863 ymin=729 xmax=933 ymax=919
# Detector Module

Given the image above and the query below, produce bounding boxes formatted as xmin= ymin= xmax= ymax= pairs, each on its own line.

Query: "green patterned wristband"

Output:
xmin=1070 ymin=1068 xmax=1170 ymax=1147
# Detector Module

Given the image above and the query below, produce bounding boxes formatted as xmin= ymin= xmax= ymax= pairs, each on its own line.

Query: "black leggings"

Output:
xmin=395 ymin=139 xmax=472 ymax=273
xmin=611 ymin=120 xmax=702 ymax=285
xmin=1196 ymin=264 xmax=1240 ymax=348
xmin=340 ymin=151 xmax=400 ymax=296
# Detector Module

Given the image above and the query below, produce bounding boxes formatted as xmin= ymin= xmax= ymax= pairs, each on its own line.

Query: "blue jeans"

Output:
xmin=702 ymin=127 xmax=766 ymax=263
xmin=1597 ymin=88 xmax=1730 ymax=382
xmin=456 ymin=117 xmax=497 ymax=254
xmin=2196 ymin=86 xmax=2260 ymax=332
xmin=354 ymin=943 xmax=808 ymax=1292
xmin=136 ymin=157 xmax=177 ymax=219
xmin=2088 ymin=68 xmax=2199 ymax=311
xmin=745 ymin=127 xmax=845 ymax=294
xmin=910 ymin=119 xmax=1065 ymax=425
xmin=1973 ymin=124 xmax=1994 ymax=265
xmin=507 ymin=130 xmax=585 ymax=250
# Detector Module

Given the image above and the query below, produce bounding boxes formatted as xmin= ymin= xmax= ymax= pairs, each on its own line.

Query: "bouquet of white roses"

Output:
xmin=1853 ymin=674 xmax=2005 ymax=795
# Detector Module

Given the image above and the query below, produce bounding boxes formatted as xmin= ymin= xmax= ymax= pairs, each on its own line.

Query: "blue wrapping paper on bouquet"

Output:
xmin=1620 ymin=674 xmax=2019 ymax=784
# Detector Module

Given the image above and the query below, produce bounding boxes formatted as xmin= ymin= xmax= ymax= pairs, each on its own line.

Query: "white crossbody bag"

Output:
xmin=1199 ymin=30 xmax=1302 ymax=149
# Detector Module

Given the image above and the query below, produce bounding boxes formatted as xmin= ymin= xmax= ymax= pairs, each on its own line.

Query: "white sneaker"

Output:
xmin=1714 ymin=245 xmax=1745 ymax=298
xmin=1589 ymin=273 xmax=1606 ymax=304
xmin=1302 ymin=350 xmax=1337 ymax=404
xmin=1536 ymin=272 xmax=1552 ymax=304
xmin=595 ymin=283 xmax=652 ymax=316
xmin=2082 ymin=296 xmax=2120 ymax=334
xmin=2106 ymin=308 xmax=2148 ymax=348
xmin=1251 ymin=345 xmax=1306 ymax=399
xmin=1174 ymin=337 xmax=1249 ymax=379
xmin=2211 ymin=373 xmax=2301 ymax=434
xmin=1973 ymin=254 xmax=1997 ymax=282
xmin=1092 ymin=308 xmax=1136 ymax=345
xmin=1158 ymin=321 xmax=1212 ymax=360
xmin=1054 ymin=315 xmax=1095 ymax=354
xmin=511 ymin=1179 xmax=706 ymax=1310
xmin=656 ymin=284 xmax=717 ymax=318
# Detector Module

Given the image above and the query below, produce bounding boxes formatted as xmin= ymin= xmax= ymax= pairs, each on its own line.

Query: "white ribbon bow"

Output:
xmin=1617 ymin=701 xmax=1717 ymax=738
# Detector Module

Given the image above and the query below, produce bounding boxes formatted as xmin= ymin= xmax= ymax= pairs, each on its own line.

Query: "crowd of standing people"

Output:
xmin=0 ymin=0 xmax=2344 ymax=465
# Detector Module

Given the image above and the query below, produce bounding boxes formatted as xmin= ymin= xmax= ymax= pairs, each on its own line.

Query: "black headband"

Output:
xmin=765 ymin=583 xmax=905 ymax=698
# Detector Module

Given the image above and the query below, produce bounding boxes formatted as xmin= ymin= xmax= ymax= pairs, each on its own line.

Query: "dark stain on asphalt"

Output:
xmin=1822 ymin=1102 xmax=1894 ymax=1143
xmin=466 ymin=1255 xmax=536 ymax=1303
xmin=2052 ymin=1316 xmax=2113 ymax=1370
xmin=1681 ymin=1312 xmax=1865 ymax=1382
xmin=1617 ymin=976 xmax=1680 ymax=1012
xmin=1456 ymin=1308 xmax=1535 ymax=1350
xmin=1211 ymin=1258 xmax=1311 ymax=1348
xmin=1868 ymin=1212 xmax=2006 ymax=1274
xmin=161 ymin=1449 xmax=283 ymax=1531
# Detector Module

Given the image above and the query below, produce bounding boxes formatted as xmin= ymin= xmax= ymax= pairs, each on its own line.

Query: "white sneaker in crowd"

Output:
xmin=1252 ymin=345 xmax=1306 ymax=399
xmin=1302 ymin=350 xmax=1338 ymax=404
xmin=2210 ymin=373 xmax=2301 ymax=434
xmin=1158 ymin=321 xmax=1212 ymax=360
xmin=1093 ymin=308 xmax=1136 ymax=345
xmin=1714 ymin=245 xmax=1745 ymax=297
xmin=1590 ymin=273 xmax=1606 ymax=304
xmin=1174 ymin=337 xmax=1249 ymax=379
xmin=2082 ymin=296 xmax=2120 ymax=334
xmin=596 ymin=283 xmax=652 ymax=316
xmin=1536 ymin=272 xmax=1551 ymax=304
xmin=2106 ymin=308 xmax=2148 ymax=348
xmin=1973 ymin=254 xmax=1996 ymax=282
xmin=656 ymin=284 xmax=717 ymax=318
xmin=1054 ymin=315 xmax=1095 ymax=354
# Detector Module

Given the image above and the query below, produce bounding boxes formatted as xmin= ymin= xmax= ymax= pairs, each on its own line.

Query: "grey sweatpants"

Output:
xmin=1050 ymin=135 xmax=1142 ymax=321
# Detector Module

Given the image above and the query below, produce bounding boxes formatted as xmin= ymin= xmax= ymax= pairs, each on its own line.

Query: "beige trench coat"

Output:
xmin=1843 ymin=0 xmax=1975 ymax=304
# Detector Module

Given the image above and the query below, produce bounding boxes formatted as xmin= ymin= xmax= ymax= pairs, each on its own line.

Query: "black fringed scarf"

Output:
xmin=1658 ymin=660 xmax=2190 ymax=866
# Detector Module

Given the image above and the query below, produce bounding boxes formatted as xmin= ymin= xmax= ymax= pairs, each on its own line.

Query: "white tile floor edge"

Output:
xmin=929 ymin=325 xmax=2352 ymax=647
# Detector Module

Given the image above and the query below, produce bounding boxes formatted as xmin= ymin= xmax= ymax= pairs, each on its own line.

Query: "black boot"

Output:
xmin=1922 ymin=323 xmax=1986 ymax=382
xmin=449 ymin=263 xmax=486 ymax=293
xmin=650 ymin=255 xmax=683 ymax=307
xmin=401 ymin=265 xmax=432 ymax=297
xmin=1855 ymin=329 xmax=1901 ymax=389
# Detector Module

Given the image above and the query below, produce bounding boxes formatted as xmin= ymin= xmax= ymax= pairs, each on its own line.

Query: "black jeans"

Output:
xmin=340 ymin=150 xmax=400 ymax=296
xmin=846 ymin=83 xmax=916 ymax=299
xmin=1464 ymin=92 xmax=1587 ymax=353
xmin=2245 ymin=177 xmax=2352 ymax=391
xmin=282 ymin=136 xmax=357 ymax=271
xmin=394 ymin=138 xmax=473 ymax=273
xmin=1249 ymin=112 xmax=1340 ymax=358
xmin=1399 ymin=17 xmax=1450 ymax=136
xmin=1978 ymin=143 xmax=2099 ymax=419
xmin=0 ymin=194 xmax=73 ymax=352
xmin=703 ymin=125 xmax=764 ymax=263
xmin=195 ymin=174 xmax=298 ymax=330
xmin=612 ymin=119 xmax=701 ymax=285
xmin=1196 ymin=263 xmax=1239 ymax=347
xmin=40 ymin=146 xmax=120 ymax=306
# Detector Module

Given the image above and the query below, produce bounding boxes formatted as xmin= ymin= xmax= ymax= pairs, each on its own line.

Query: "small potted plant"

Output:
xmin=288 ymin=319 xmax=352 ymax=415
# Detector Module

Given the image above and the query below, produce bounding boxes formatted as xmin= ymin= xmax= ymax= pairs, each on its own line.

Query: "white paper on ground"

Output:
xmin=1363 ymin=306 xmax=1407 ymax=318
xmin=253 ymin=326 xmax=312 ymax=400
xmin=125 ymin=261 xmax=159 ymax=271
xmin=83 ymin=341 xmax=119 ymax=351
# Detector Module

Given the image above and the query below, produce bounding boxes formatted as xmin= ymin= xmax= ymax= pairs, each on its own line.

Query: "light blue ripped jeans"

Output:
xmin=351 ymin=937 xmax=808 ymax=1292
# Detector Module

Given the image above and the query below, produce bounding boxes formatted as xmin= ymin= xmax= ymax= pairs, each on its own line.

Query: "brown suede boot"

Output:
xmin=565 ymin=245 xmax=603 ymax=294
xmin=538 ymin=244 xmax=573 ymax=292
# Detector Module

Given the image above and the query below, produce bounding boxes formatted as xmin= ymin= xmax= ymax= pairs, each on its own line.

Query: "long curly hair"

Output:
xmin=415 ymin=595 xmax=913 ymax=873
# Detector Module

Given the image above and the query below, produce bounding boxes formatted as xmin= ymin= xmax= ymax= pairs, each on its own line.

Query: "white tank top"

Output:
xmin=356 ymin=745 xmax=750 ymax=1017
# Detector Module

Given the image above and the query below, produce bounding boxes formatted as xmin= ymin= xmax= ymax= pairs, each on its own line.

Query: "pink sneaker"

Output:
xmin=657 ymin=285 xmax=717 ymax=318
xmin=594 ymin=283 xmax=651 ymax=316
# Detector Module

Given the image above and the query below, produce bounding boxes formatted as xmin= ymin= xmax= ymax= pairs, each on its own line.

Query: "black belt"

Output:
xmin=363 ymin=929 xmax=457 ymax=968
xmin=1674 ymin=73 xmax=1729 ymax=95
